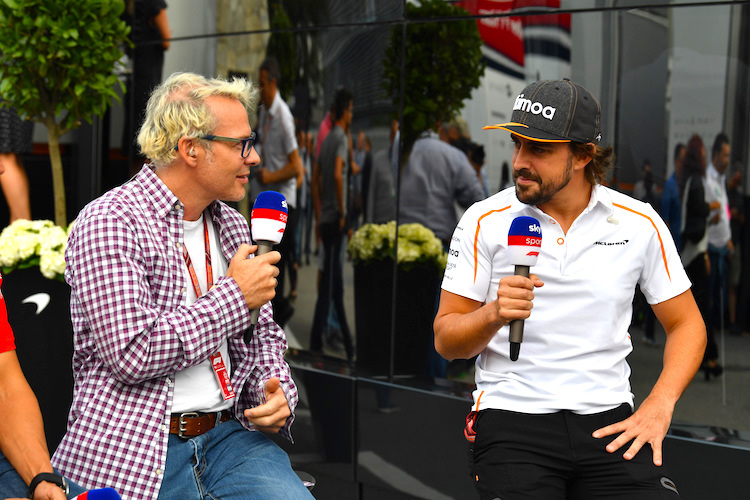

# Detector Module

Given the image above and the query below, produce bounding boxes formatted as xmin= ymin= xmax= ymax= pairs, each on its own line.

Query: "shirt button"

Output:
xmin=156 ymin=469 xmax=163 ymax=476
xmin=161 ymin=424 xmax=167 ymax=432
xmin=176 ymin=243 xmax=181 ymax=250
xmin=166 ymin=378 xmax=173 ymax=385
xmin=181 ymin=287 xmax=186 ymax=294
xmin=557 ymin=237 xmax=565 ymax=245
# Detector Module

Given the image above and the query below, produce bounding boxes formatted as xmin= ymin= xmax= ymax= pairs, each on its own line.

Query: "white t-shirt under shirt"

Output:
xmin=172 ymin=212 xmax=234 ymax=413
xmin=442 ymin=185 xmax=691 ymax=415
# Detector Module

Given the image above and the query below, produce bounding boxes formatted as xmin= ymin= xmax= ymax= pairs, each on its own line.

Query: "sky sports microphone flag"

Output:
xmin=507 ymin=216 xmax=542 ymax=361
xmin=251 ymin=190 xmax=288 ymax=245
xmin=247 ymin=191 xmax=288 ymax=343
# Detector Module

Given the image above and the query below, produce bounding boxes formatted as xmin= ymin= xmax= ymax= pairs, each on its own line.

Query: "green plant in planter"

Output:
xmin=0 ymin=0 xmax=131 ymax=227
xmin=349 ymin=221 xmax=447 ymax=271
xmin=382 ymin=0 xmax=485 ymax=162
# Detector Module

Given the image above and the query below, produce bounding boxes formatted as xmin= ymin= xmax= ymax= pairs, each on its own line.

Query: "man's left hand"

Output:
xmin=243 ymin=377 xmax=290 ymax=433
xmin=591 ymin=395 xmax=673 ymax=466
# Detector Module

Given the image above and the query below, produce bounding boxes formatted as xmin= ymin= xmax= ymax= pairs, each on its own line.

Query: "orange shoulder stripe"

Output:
xmin=612 ymin=203 xmax=671 ymax=281
xmin=474 ymin=206 xmax=512 ymax=283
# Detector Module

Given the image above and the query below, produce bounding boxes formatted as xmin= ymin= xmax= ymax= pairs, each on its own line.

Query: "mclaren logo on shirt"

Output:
xmin=594 ymin=240 xmax=629 ymax=246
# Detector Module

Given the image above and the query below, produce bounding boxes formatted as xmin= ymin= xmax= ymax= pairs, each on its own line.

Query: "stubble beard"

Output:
xmin=515 ymin=155 xmax=574 ymax=206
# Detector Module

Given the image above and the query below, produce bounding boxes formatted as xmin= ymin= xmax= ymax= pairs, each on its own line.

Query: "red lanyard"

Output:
xmin=183 ymin=216 xmax=213 ymax=297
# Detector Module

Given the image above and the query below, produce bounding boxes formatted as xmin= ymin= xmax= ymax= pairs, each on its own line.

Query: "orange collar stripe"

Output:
xmin=612 ymin=203 xmax=671 ymax=281
xmin=474 ymin=206 xmax=512 ymax=283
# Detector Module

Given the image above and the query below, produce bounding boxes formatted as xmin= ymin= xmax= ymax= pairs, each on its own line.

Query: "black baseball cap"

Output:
xmin=483 ymin=79 xmax=602 ymax=144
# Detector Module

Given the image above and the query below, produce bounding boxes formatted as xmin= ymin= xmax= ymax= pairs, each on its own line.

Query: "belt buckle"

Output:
xmin=178 ymin=412 xmax=200 ymax=438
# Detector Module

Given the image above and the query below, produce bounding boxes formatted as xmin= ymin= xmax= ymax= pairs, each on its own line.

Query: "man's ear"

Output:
xmin=572 ymin=143 xmax=594 ymax=172
xmin=176 ymin=137 xmax=199 ymax=165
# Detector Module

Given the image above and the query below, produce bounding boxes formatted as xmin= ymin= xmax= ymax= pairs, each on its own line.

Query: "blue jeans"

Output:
xmin=0 ymin=449 xmax=85 ymax=499
xmin=157 ymin=419 xmax=312 ymax=500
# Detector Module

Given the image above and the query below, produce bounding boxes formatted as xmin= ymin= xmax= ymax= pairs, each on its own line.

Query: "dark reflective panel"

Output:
xmin=356 ymin=378 xmax=475 ymax=499
xmin=272 ymin=24 xmax=399 ymax=376
xmin=274 ymin=363 xmax=359 ymax=499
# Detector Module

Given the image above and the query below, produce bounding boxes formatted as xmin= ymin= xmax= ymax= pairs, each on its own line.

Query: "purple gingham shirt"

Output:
xmin=52 ymin=166 xmax=298 ymax=500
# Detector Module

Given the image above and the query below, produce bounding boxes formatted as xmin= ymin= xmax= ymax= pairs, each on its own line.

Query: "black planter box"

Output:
xmin=3 ymin=268 xmax=73 ymax=452
xmin=354 ymin=259 xmax=440 ymax=376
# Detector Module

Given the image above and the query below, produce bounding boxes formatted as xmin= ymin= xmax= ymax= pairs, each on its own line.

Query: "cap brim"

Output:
xmin=482 ymin=122 xmax=571 ymax=143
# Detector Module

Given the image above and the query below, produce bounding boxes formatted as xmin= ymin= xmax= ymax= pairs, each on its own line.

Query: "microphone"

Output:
xmin=507 ymin=216 xmax=542 ymax=361
xmin=72 ymin=488 xmax=122 ymax=499
xmin=246 ymin=191 xmax=288 ymax=343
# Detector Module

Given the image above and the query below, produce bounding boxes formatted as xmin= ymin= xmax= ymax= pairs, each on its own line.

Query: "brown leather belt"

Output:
xmin=169 ymin=410 xmax=232 ymax=438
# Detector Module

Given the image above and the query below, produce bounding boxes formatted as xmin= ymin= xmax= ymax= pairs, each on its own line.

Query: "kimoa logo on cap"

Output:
xmin=513 ymin=93 xmax=556 ymax=120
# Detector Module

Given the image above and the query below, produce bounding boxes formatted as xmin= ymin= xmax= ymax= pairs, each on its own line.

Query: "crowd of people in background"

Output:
xmin=633 ymin=133 xmax=746 ymax=380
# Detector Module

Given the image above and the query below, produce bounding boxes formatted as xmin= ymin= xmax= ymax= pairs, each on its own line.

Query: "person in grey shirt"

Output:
xmin=310 ymin=87 xmax=355 ymax=361
xmin=399 ymin=128 xmax=485 ymax=245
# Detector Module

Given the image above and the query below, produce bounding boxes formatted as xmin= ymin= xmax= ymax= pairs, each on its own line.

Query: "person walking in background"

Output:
xmin=363 ymin=130 xmax=396 ymax=225
xmin=680 ymin=134 xmax=722 ymax=380
xmin=704 ymin=133 xmax=732 ymax=341
xmin=399 ymin=115 xmax=485 ymax=378
xmin=253 ymin=57 xmax=303 ymax=327
xmin=436 ymin=80 xmax=705 ymax=499
xmin=309 ymin=87 xmax=356 ymax=362
xmin=0 ymin=104 xmax=33 ymax=222
xmin=662 ymin=143 xmax=686 ymax=252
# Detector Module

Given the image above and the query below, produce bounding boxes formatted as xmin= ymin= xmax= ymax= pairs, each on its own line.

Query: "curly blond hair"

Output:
xmin=137 ymin=72 xmax=259 ymax=167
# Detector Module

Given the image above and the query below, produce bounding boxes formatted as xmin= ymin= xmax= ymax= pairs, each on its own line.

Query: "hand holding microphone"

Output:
xmin=245 ymin=191 xmax=288 ymax=343
xmin=505 ymin=216 xmax=543 ymax=361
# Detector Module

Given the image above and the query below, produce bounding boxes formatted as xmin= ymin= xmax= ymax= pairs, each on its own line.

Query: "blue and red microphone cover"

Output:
xmin=507 ymin=216 xmax=542 ymax=267
xmin=251 ymin=191 xmax=288 ymax=244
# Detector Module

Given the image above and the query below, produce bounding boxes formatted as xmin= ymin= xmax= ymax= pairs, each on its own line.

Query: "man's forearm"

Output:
xmin=649 ymin=294 xmax=706 ymax=409
xmin=0 ymin=365 xmax=53 ymax=485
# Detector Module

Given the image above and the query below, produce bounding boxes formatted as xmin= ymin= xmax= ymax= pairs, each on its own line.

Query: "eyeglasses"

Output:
xmin=173 ymin=132 xmax=257 ymax=158
xmin=202 ymin=132 xmax=257 ymax=158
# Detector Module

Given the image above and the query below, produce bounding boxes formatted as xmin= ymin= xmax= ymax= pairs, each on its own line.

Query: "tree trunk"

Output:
xmin=45 ymin=119 xmax=67 ymax=227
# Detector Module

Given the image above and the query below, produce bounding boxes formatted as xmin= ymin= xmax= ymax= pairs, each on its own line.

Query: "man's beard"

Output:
xmin=514 ymin=154 xmax=574 ymax=206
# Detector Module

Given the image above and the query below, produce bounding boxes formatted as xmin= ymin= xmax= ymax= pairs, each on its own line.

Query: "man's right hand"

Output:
xmin=226 ymin=244 xmax=280 ymax=310
xmin=493 ymin=274 xmax=544 ymax=325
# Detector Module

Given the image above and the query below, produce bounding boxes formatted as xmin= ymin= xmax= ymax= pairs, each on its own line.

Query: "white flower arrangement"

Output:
xmin=348 ymin=221 xmax=447 ymax=270
xmin=0 ymin=219 xmax=72 ymax=280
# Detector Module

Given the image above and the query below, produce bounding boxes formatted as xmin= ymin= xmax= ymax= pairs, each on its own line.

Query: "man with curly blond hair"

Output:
xmin=53 ymin=72 xmax=312 ymax=500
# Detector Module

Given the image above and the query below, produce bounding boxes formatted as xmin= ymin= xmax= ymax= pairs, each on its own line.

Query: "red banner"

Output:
xmin=457 ymin=0 xmax=570 ymax=67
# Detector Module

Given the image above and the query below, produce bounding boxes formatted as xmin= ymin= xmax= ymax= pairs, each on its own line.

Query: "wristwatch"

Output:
xmin=27 ymin=472 xmax=69 ymax=499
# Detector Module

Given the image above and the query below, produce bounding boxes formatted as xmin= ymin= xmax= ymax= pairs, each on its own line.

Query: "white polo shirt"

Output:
xmin=442 ymin=185 xmax=690 ymax=415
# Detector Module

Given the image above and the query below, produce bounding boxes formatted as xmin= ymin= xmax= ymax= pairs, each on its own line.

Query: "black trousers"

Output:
xmin=470 ymin=405 xmax=680 ymax=499
xmin=309 ymin=222 xmax=353 ymax=360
